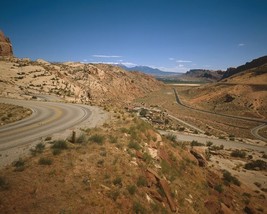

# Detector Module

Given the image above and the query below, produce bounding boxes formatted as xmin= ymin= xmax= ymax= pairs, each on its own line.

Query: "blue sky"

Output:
xmin=1 ymin=0 xmax=267 ymax=72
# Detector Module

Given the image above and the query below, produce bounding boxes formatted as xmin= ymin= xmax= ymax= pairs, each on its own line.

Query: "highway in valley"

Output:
xmin=173 ymin=88 xmax=267 ymax=142
xmin=0 ymin=98 xmax=94 ymax=151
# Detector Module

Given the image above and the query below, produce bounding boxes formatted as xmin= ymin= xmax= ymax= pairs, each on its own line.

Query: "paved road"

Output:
xmin=0 ymin=98 xmax=93 ymax=151
xmin=173 ymin=88 xmax=267 ymax=142
xmin=159 ymin=130 xmax=267 ymax=153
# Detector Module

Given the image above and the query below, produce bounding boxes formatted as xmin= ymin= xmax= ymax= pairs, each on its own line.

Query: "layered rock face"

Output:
xmin=0 ymin=31 xmax=13 ymax=57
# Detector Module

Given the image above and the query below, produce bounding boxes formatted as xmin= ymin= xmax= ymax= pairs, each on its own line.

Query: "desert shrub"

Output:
xmin=0 ymin=176 xmax=9 ymax=190
xmin=137 ymin=176 xmax=147 ymax=187
xmin=262 ymin=153 xmax=267 ymax=159
xmin=51 ymin=140 xmax=68 ymax=150
xmin=38 ymin=157 xmax=53 ymax=165
xmin=223 ymin=170 xmax=240 ymax=186
xmin=76 ymin=134 xmax=87 ymax=144
xmin=128 ymin=141 xmax=141 ymax=151
xmin=45 ymin=136 xmax=52 ymax=141
xmin=89 ymin=134 xmax=105 ymax=145
xmin=127 ymin=185 xmax=137 ymax=195
xmin=178 ymin=127 xmax=185 ymax=131
xmin=231 ymin=150 xmax=246 ymax=158
xmin=191 ymin=140 xmax=204 ymax=147
xmin=143 ymin=152 xmax=153 ymax=164
xmin=214 ymin=184 xmax=224 ymax=193
xmin=210 ymin=144 xmax=224 ymax=150
xmin=244 ymin=160 xmax=267 ymax=171
xmin=140 ymin=108 xmax=148 ymax=117
xmin=166 ymin=134 xmax=176 ymax=142
xmin=133 ymin=201 xmax=146 ymax=214
xmin=109 ymin=190 xmax=120 ymax=201
xmin=206 ymin=141 xmax=213 ymax=147
xmin=13 ymin=158 xmax=25 ymax=171
xmin=109 ymin=135 xmax=118 ymax=144
xmin=31 ymin=143 xmax=45 ymax=156
xmin=113 ymin=177 xmax=122 ymax=187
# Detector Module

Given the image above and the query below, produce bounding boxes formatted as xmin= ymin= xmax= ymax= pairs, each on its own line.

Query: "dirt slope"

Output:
xmin=0 ymin=58 xmax=162 ymax=105
xmin=179 ymin=64 xmax=267 ymax=119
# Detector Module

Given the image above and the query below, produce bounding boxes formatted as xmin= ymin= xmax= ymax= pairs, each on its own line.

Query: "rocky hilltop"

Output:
xmin=222 ymin=55 xmax=267 ymax=79
xmin=0 ymin=31 xmax=13 ymax=57
xmin=0 ymin=58 xmax=162 ymax=105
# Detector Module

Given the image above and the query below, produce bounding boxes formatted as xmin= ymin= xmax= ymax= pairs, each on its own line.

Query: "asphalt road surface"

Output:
xmin=0 ymin=98 xmax=93 ymax=151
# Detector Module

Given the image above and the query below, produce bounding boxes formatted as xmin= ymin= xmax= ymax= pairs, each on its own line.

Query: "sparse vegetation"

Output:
xmin=166 ymin=134 xmax=176 ymax=142
xmin=38 ymin=157 xmax=53 ymax=165
xmin=31 ymin=143 xmax=45 ymax=155
xmin=223 ymin=170 xmax=241 ymax=186
xmin=128 ymin=141 xmax=141 ymax=150
xmin=89 ymin=134 xmax=105 ymax=145
xmin=0 ymin=176 xmax=9 ymax=190
xmin=137 ymin=176 xmax=147 ymax=187
xmin=127 ymin=184 xmax=137 ymax=195
xmin=231 ymin=149 xmax=246 ymax=158
xmin=191 ymin=140 xmax=204 ymax=147
xmin=133 ymin=201 xmax=146 ymax=214
xmin=244 ymin=160 xmax=267 ymax=171
xmin=13 ymin=158 xmax=25 ymax=171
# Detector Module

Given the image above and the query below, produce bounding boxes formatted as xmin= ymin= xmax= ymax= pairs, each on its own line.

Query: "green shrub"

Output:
xmin=39 ymin=157 xmax=53 ymax=165
xmin=133 ymin=201 xmax=146 ymax=214
xmin=89 ymin=134 xmax=105 ymax=145
xmin=244 ymin=160 xmax=267 ymax=171
xmin=127 ymin=185 xmax=137 ymax=195
xmin=51 ymin=140 xmax=68 ymax=150
xmin=13 ymin=158 xmax=25 ymax=171
xmin=206 ymin=141 xmax=213 ymax=147
xmin=113 ymin=177 xmax=122 ymax=187
xmin=76 ymin=134 xmax=87 ymax=144
xmin=0 ymin=176 xmax=9 ymax=190
xmin=223 ymin=170 xmax=240 ymax=186
xmin=52 ymin=148 xmax=61 ymax=155
xmin=231 ymin=150 xmax=246 ymax=158
xmin=166 ymin=134 xmax=176 ymax=142
xmin=214 ymin=184 xmax=224 ymax=193
xmin=191 ymin=140 xmax=204 ymax=147
xmin=137 ymin=176 xmax=147 ymax=187
xmin=140 ymin=108 xmax=148 ymax=117
xmin=128 ymin=141 xmax=141 ymax=151
xmin=109 ymin=190 xmax=120 ymax=201
xmin=109 ymin=135 xmax=118 ymax=144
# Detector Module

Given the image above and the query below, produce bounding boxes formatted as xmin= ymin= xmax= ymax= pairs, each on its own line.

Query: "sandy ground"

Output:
xmin=0 ymin=105 xmax=110 ymax=168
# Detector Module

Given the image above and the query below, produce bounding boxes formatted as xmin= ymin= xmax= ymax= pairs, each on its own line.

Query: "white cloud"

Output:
xmin=176 ymin=60 xmax=192 ymax=63
xmin=92 ymin=55 xmax=122 ymax=58
xmin=178 ymin=64 xmax=184 ymax=67
xmin=90 ymin=61 xmax=137 ymax=67
xmin=169 ymin=57 xmax=174 ymax=61
xmin=238 ymin=43 xmax=245 ymax=47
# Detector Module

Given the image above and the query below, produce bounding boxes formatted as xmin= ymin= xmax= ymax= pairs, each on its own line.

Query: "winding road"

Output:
xmin=0 ymin=98 xmax=96 ymax=151
xmin=173 ymin=88 xmax=267 ymax=142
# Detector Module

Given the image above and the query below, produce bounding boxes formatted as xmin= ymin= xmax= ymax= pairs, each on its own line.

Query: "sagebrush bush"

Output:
xmin=89 ymin=134 xmax=105 ymax=145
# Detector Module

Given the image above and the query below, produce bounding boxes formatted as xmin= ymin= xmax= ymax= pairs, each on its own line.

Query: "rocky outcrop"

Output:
xmin=222 ymin=55 xmax=267 ymax=79
xmin=0 ymin=31 xmax=13 ymax=57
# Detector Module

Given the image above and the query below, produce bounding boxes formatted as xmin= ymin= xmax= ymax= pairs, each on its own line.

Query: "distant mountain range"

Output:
xmin=118 ymin=65 xmax=182 ymax=76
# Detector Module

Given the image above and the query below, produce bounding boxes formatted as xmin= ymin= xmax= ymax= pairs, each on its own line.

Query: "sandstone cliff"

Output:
xmin=0 ymin=31 xmax=13 ymax=57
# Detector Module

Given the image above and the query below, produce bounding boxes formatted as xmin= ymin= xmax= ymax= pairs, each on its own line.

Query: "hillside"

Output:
xmin=0 ymin=58 xmax=162 ymax=106
xmin=222 ymin=55 xmax=267 ymax=79
xmin=179 ymin=62 xmax=267 ymax=119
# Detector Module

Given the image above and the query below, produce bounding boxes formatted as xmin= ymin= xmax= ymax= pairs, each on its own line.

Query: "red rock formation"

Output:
xmin=0 ymin=31 xmax=13 ymax=57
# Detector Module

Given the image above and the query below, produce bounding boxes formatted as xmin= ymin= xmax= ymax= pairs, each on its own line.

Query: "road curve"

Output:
xmin=0 ymin=98 xmax=93 ymax=151
xmin=173 ymin=88 xmax=267 ymax=142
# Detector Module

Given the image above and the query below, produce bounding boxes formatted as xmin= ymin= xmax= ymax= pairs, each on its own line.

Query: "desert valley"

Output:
xmin=1 ymin=19 xmax=267 ymax=214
